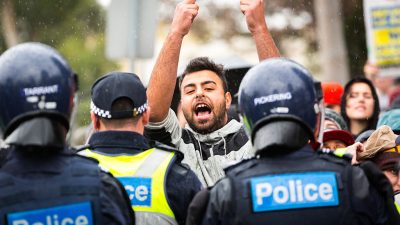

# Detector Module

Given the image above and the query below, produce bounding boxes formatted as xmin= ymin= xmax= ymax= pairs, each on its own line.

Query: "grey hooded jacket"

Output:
xmin=145 ymin=109 xmax=253 ymax=186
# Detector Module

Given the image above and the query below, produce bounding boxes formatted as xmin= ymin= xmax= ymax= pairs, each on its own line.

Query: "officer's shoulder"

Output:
xmin=152 ymin=141 xmax=184 ymax=162
xmin=72 ymin=144 xmax=92 ymax=153
xmin=317 ymin=148 xmax=352 ymax=165
xmin=168 ymin=162 xmax=194 ymax=180
xmin=66 ymin=146 xmax=101 ymax=164
xmin=224 ymin=157 xmax=257 ymax=175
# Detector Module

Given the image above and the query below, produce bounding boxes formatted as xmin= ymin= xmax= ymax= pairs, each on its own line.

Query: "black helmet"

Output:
xmin=238 ymin=58 xmax=323 ymax=151
xmin=0 ymin=43 xmax=77 ymax=138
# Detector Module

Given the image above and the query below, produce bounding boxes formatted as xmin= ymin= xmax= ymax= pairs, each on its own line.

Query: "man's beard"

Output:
xmin=184 ymin=103 xmax=227 ymax=134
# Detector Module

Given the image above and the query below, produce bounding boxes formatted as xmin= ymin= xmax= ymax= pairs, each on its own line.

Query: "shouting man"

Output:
xmin=145 ymin=0 xmax=280 ymax=186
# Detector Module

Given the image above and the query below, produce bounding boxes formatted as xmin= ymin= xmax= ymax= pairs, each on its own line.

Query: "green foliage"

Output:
xmin=59 ymin=34 xmax=118 ymax=127
xmin=0 ymin=0 xmax=118 ymax=127
xmin=12 ymin=0 xmax=102 ymax=44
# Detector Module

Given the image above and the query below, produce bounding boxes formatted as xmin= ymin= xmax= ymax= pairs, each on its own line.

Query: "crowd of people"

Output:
xmin=0 ymin=0 xmax=400 ymax=224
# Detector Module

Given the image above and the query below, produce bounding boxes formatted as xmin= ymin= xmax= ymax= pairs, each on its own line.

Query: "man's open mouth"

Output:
xmin=194 ymin=103 xmax=211 ymax=118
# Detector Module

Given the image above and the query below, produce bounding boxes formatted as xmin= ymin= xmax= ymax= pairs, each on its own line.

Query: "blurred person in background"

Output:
xmin=355 ymin=129 xmax=375 ymax=144
xmin=378 ymin=108 xmax=400 ymax=134
xmin=387 ymin=78 xmax=400 ymax=109
xmin=323 ymin=108 xmax=357 ymax=164
xmin=358 ymin=125 xmax=400 ymax=215
xmin=395 ymin=160 xmax=400 ymax=211
xmin=321 ymin=82 xmax=344 ymax=114
xmin=322 ymin=129 xmax=354 ymax=151
xmin=340 ymin=77 xmax=380 ymax=138
xmin=364 ymin=62 xmax=395 ymax=111
xmin=324 ymin=108 xmax=348 ymax=130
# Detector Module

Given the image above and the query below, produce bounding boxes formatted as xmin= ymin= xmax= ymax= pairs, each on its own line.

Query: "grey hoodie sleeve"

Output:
xmin=145 ymin=109 xmax=182 ymax=147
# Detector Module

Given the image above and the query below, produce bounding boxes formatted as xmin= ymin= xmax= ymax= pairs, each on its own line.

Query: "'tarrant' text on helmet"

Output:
xmin=0 ymin=43 xmax=78 ymax=148
xmin=238 ymin=58 xmax=323 ymax=154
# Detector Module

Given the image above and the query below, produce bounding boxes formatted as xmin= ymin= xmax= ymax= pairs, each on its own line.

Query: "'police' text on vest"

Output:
xmin=250 ymin=172 xmax=339 ymax=212
xmin=7 ymin=202 xmax=93 ymax=225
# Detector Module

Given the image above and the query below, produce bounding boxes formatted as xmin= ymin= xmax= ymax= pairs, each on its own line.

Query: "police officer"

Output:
xmin=78 ymin=72 xmax=202 ymax=225
xmin=196 ymin=58 xmax=394 ymax=225
xmin=0 ymin=43 xmax=134 ymax=225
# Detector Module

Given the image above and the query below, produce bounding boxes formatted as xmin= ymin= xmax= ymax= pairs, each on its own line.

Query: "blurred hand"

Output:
xmin=345 ymin=142 xmax=364 ymax=165
xmin=240 ymin=0 xmax=267 ymax=33
xmin=170 ymin=0 xmax=199 ymax=37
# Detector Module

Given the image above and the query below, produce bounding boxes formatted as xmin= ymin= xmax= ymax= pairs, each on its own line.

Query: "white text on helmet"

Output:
xmin=254 ymin=92 xmax=292 ymax=106
xmin=23 ymin=85 xmax=59 ymax=96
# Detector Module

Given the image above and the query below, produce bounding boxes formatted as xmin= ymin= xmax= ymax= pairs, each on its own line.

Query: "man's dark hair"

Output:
xmin=179 ymin=57 xmax=229 ymax=93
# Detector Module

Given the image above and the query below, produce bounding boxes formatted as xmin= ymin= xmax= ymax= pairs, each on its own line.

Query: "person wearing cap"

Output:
xmin=322 ymin=128 xmax=364 ymax=165
xmin=357 ymin=125 xmax=400 ymax=218
xmin=357 ymin=125 xmax=400 ymax=220
xmin=321 ymin=82 xmax=344 ymax=114
xmin=324 ymin=108 xmax=348 ymax=130
xmin=359 ymin=125 xmax=400 ymax=196
xmin=322 ymin=109 xmax=361 ymax=163
xmin=0 ymin=43 xmax=134 ymax=225
xmin=145 ymin=0 xmax=280 ymax=187
xmin=78 ymin=72 xmax=202 ymax=225
xmin=322 ymin=129 xmax=355 ymax=150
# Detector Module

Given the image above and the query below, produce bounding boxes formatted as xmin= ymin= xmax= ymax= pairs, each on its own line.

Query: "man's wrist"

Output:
xmin=250 ymin=23 xmax=268 ymax=36
xmin=168 ymin=29 xmax=187 ymax=40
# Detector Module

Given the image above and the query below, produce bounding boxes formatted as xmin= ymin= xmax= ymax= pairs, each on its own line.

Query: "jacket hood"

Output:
xmin=185 ymin=119 xmax=242 ymax=143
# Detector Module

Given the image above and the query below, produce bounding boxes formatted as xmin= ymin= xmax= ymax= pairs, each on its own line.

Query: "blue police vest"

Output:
xmin=225 ymin=153 xmax=364 ymax=225
xmin=0 ymin=149 xmax=103 ymax=225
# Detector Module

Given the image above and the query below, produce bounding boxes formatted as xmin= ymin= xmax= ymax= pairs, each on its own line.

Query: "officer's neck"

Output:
xmin=96 ymin=118 xmax=144 ymax=135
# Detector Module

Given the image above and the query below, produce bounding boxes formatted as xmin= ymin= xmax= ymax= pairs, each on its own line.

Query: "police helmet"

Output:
xmin=0 ymin=43 xmax=77 ymax=138
xmin=238 ymin=58 xmax=322 ymax=151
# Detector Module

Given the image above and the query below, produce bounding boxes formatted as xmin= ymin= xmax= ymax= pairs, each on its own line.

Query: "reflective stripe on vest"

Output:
xmin=80 ymin=148 xmax=176 ymax=221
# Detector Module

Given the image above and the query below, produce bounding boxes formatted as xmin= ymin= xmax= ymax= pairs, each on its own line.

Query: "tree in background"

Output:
xmin=158 ymin=0 xmax=366 ymax=79
xmin=343 ymin=0 xmax=367 ymax=77
xmin=0 ymin=0 xmax=118 ymax=127
xmin=0 ymin=0 xmax=368 ymax=130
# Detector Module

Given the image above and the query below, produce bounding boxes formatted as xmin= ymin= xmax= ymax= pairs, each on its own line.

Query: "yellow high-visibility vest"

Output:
xmin=395 ymin=202 xmax=400 ymax=214
xmin=81 ymin=148 xmax=177 ymax=225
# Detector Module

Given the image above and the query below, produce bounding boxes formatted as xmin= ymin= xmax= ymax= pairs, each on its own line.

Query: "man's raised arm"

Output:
xmin=241 ymin=0 xmax=280 ymax=61
xmin=147 ymin=0 xmax=199 ymax=122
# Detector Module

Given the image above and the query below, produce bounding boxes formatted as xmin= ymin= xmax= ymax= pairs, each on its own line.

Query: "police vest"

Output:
xmin=80 ymin=148 xmax=177 ymax=225
xmin=0 ymin=150 xmax=102 ymax=225
xmin=224 ymin=153 xmax=365 ymax=225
